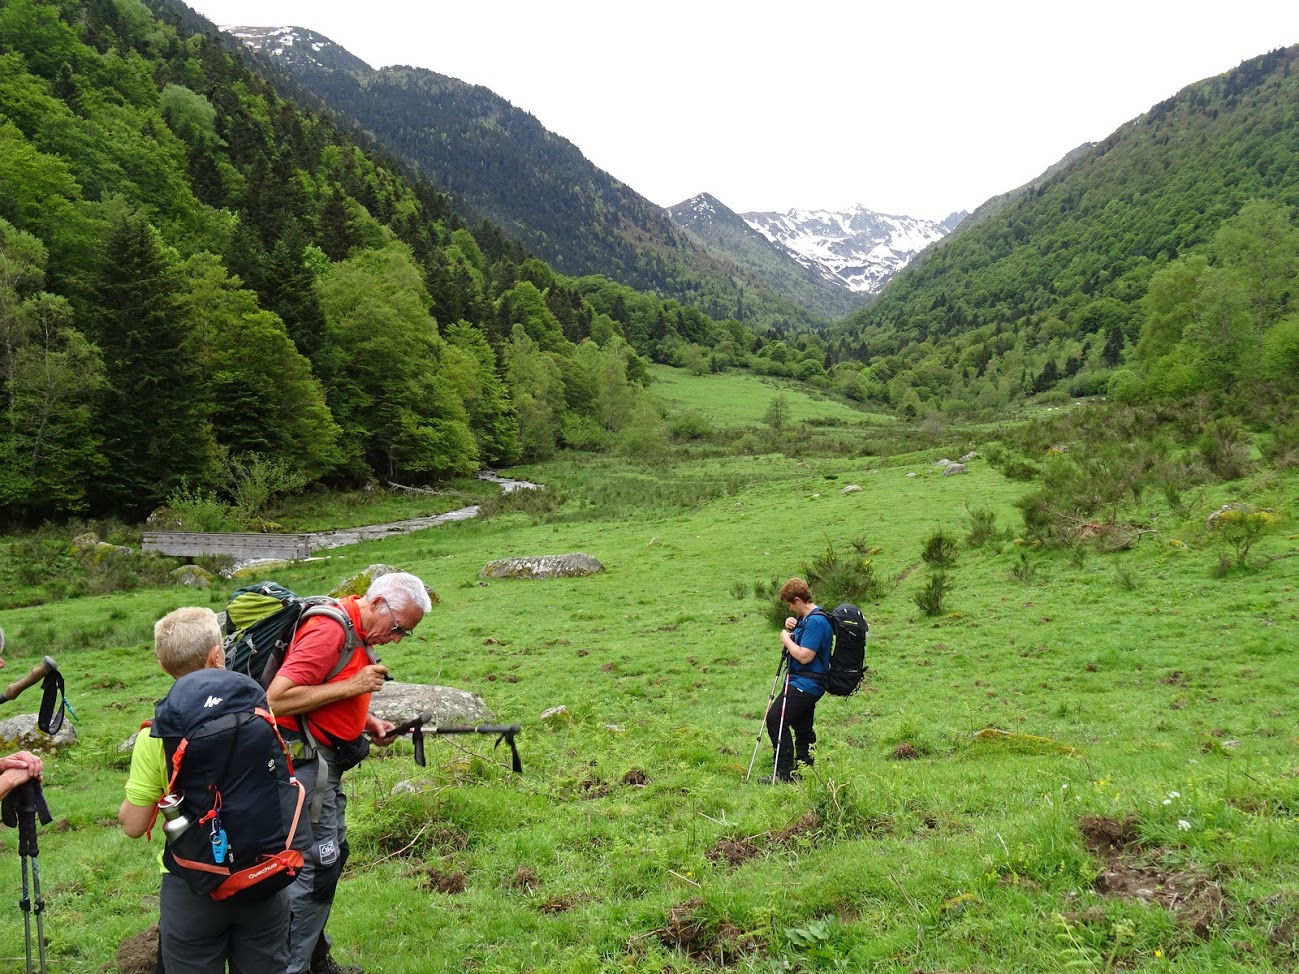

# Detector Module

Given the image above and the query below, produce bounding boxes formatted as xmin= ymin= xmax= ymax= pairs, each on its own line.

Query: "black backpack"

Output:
xmin=151 ymin=669 xmax=311 ymax=901
xmin=222 ymin=581 xmax=360 ymax=688
xmin=810 ymin=604 xmax=869 ymax=696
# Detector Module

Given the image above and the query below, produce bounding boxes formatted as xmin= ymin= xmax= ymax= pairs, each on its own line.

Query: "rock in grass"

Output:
xmin=480 ymin=553 xmax=603 ymax=580
xmin=170 ymin=565 xmax=213 ymax=588
xmin=0 ymin=713 xmax=77 ymax=751
xmin=332 ymin=563 xmax=441 ymax=604
xmin=369 ymin=681 xmax=492 ymax=725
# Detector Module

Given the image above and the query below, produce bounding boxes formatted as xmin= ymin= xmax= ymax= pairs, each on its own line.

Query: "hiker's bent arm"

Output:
xmin=266 ymin=664 xmax=390 ymax=716
xmin=779 ymin=631 xmax=815 ymax=664
xmin=119 ymin=799 xmax=154 ymax=838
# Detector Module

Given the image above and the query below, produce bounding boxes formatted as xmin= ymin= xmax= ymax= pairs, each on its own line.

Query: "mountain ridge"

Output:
xmin=220 ymin=24 xmax=830 ymax=329
xmin=666 ymin=193 xmax=871 ymax=319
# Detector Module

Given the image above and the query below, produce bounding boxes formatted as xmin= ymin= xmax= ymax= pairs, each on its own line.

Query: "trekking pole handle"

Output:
xmin=2 ymin=657 xmax=57 ymax=703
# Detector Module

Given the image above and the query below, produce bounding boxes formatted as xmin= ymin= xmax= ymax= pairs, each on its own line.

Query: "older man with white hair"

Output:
xmin=268 ymin=571 xmax=433 ymax=974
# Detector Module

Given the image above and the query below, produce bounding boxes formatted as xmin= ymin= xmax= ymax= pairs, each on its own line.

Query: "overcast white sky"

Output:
xmin=188 ymin=1 xmax=1297 ymax=222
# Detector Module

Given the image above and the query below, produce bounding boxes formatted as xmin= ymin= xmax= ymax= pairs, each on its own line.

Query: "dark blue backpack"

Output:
xmin=152 ymin=669 xmax=310 ymax=901
xmin=810 ymin=604 xmax=869 ymax=696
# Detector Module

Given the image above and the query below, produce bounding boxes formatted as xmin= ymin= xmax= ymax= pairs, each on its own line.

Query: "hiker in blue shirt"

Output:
xmin=766 ymin=577 xmax=833 ymax=782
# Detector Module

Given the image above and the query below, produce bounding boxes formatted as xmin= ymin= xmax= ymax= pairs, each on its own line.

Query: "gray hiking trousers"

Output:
xmin=158 ymin=872 xmax=289 ymax=973
xmin=285 ymin=750 xmax=349 ymax=974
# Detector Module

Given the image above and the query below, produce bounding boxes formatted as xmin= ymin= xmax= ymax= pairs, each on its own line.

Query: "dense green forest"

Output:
xmin=830 ymin=47 xmax=1299 ymax=419
xmin=0 ymin=0 xmax=836 ymax=524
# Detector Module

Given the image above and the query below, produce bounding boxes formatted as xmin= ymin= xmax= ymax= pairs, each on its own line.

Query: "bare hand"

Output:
xmin=784 ymin=616 xmax=796 ymax=631
xmin=366 ymin=714 xmax=398 ymax=745
xmin=1 ymin=751 xmax=42 ymax=777
xmin=350 ymin=664 xmax=390 ymax=694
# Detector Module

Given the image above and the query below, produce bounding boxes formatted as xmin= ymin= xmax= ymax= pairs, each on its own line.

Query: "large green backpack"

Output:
xmin=222 ymin=581 xmax=362 ymax=688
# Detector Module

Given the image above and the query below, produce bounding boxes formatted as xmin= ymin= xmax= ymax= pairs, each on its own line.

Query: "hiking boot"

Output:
xmin=310 ymin=955 xmax=363 ymax=974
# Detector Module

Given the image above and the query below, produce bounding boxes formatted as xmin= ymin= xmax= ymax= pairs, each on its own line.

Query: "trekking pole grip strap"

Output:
xmin=0 ymin=779 xmax=51 ymax=857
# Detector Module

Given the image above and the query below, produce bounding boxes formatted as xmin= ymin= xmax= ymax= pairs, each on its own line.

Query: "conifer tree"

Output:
xmin=88 ymin=212 xmax=215 ymax=514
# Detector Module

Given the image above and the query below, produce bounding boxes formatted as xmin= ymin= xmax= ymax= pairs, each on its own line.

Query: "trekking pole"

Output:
xmin=1 ymin=656 xmax=58 ymax=706
xmin=383 ymin=712 xmax=525 ymax=773
xmin=770 ymin=670 xmax=791 ymax=785
xmin=2 ymin=778 xmax=53 ymax=974
xmin=744 ymin=651 xmax=788 ymax=783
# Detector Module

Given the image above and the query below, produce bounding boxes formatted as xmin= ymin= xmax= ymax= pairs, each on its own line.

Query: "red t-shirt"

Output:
xmin=275 ymin=595 xmax=372 ymax=745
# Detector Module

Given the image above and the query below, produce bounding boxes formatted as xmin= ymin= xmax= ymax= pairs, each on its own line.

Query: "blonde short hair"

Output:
xmin=154 ymin=606 xmax=220 ymax=678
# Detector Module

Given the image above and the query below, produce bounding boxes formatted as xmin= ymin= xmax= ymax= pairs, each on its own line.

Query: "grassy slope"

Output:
xmin=649 ymin=365 xmax=895 ymax=430
xmin=0 ymin=379 xmax=1297 ymax=972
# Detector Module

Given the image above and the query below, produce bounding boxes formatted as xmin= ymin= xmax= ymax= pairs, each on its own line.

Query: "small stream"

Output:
xmin=305 ymin=471 xmax=539 ymax=553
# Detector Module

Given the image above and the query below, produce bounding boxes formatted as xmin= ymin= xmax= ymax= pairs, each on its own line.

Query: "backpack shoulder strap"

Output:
xmin=298 ymin=601 xmax=367 ymax=683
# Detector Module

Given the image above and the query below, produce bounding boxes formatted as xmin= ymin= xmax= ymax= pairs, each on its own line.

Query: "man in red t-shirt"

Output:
xmin=268 ymin=571 xmax=432 ymax=974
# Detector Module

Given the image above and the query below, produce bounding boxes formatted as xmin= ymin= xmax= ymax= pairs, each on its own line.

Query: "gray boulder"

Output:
xmin=0 ymin=713 xmax=77 ymax=751
xmin=170 ymin=565 xmax=214 ymax=588
xmin=369 ymin=680 xmax=493 ymax=726
xmin=331 ymin=564 xmax=441 ymax=604
xmin=480 ymin=553 xmax=604 ymax=580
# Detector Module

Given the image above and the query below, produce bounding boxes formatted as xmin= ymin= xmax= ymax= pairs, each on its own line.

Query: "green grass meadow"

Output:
xmin=1 ymin=381 xmax=1298 ymax=972
xmin=649 ymin=366 xmax=894 ymax=431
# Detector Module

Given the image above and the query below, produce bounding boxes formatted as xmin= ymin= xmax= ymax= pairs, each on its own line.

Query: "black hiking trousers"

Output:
xmin=766 ymin=684 xmax=819 ymax=780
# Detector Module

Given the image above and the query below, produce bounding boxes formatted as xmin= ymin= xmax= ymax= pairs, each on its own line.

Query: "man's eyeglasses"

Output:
xmin=382 ymin=602 xmax=415 ymax=638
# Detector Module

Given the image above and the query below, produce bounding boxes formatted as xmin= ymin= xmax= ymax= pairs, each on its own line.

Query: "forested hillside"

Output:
xmin=0 ymin=0 xmax=841 ymax=525
xmin=213 ymin=22 xmax=826 ymax=330
xmin=828 ymin=47 xmax=1299 ymax=420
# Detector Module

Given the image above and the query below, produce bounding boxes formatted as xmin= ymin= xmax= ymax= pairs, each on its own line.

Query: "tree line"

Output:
xmin=0 ymin=0 xmax=835 ymax=524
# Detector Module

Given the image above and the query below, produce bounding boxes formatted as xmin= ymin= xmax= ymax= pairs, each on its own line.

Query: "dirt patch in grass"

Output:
xmin=510 ymin=866 xmax=541 ymax=890
xmin=1079 ymin=813 xmax=1139 ymax=853
xmin=1079 ymin=815 xmax=1226 ymax=939
xmin=893 ymin=742 xmax=920 ymax=760
xmin=410 ymin=863 xmax=466 ymax=894
xmin=116 ymin=924 xmax=159 ymax=974
xmin=896 ymin=562 xmax=922 ymax=583
xmin=707 ymin=835 xmax=761 ymax=868
xmin=536 ymin=892 xmax=584 ymax=914
xmin=774 ymin=809 xmax=822 ymax=842
xmin=707 ymin=810 xmax=823 ymax=869
xmin=656 ymin=897 xmax=767 ymax=965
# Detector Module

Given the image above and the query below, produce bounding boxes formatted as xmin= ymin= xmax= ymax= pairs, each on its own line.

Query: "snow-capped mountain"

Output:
xmin=668 ymin=194 xmax=869 ymax=319
xmin=741 ymin=205 xmax=966 ymax=295
xmin=220 ymin=25 xmax=374 ymax=73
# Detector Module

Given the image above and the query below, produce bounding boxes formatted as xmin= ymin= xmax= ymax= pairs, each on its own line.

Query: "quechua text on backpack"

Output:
xmin=809 ymin=604 xmax=869 ymax=696
xmin=151 ymin=669 xmax=311 ymax=901
xmin=222 ymin=581 xmax=360 ymax=688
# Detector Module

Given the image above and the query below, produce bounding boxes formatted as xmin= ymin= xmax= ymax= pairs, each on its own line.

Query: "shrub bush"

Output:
xmin=921 ymin=528 xmax=959 ymax=566
xmin=1198 ymin=418 xmax=1252 ymax=481
xmin=914 ymin=571 xmax=953 ymax=616
xmin=1008 ymin=552 xmax=1038 ymax=583
xmin=965 ymin=507 xmax=1003 ymax=548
